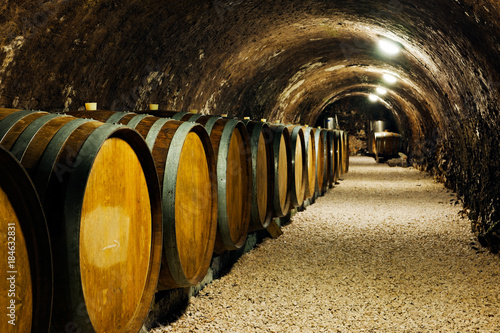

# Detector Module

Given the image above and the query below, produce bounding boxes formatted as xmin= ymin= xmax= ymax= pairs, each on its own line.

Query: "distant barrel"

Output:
xmin=0 ymin=146 xmax=52 ymax=333
xmin=302 ymin=127 xmax=316 ymax=201
xmin=242 ymin=120 xmax=274 ymax=230
xmin=268 ymin=124 xmax=292 ymax=218
xmin=287 ymin=126 xmax=307 ymax=208
xmin=0 ymin=110 xmax=162 ymax=333
xmin=313 ymin=128 xmax=327 ymax=196
xmin=196 ymin=116 xmax=251 ymax=253
xmin=371 ymin=131 xmax=401 ymax=162
xmin=66 ymin=110 xmax=218 ymax=289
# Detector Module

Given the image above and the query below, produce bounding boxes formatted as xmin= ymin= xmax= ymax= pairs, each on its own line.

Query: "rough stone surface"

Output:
xmin=0 ymin=0 xmax=499 ymax=247
xmin=149 ymin=157 xmax=500 ymax=332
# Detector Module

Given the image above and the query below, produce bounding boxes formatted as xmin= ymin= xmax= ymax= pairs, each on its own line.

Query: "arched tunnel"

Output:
xmin=0 ymin=0 xmax=499 ymax=330
xmin=1 ymin=0 xmax=498 ymax=248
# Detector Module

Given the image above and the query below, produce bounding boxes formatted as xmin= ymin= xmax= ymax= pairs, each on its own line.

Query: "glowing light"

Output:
xmin=382 ymin=73 xmax=397 ymax=84
xmin=378 ymin=39 xmax=400 ymax=55
xmin=376 ymin=87 xmax=387 ymax=95
xmin=368 ymin=94 xmax=379 ymax=102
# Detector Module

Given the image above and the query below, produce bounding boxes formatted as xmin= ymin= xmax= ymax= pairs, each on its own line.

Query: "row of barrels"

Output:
xmin=0 ymin=108 xmax=349 ymax=333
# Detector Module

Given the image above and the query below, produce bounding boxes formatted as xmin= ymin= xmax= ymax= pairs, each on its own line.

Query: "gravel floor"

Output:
xmin=152 ymin=156 xmax=500 ymax=332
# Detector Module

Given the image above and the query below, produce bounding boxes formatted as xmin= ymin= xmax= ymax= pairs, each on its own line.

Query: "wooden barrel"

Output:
xmin=344 ymin=131 xmax=350 ymax=173
xmin=372 ymin=131 xmax=401 ymax=162
xmin=242 ymin=120 xmax=274 ymax=230
xmin=337 ymin=130 xmax=349 ymax=175
xmin=0 ymin=146 xmax=52 ymax=333
xmin=267 ymin=124 xmax=292 ymax=218
xmin=0 ymin=110 xmax=163 ymax=333
xmin=302 ymin=126 xmax=316 ymax=201
xmin=333 ymin=130 xmax=343 ymax=178
xmin=196 ymin=115 xmax=251 ymax=252
xmin=287 ymin=126 xmax=307 ymax=208
xmin=342 ymin=131 xmax=349 ymax=173
xmin=326 ymin=130 xmax=339 ymax=187
xmin=66 ymin=111 xmax=218 ymax=289
xmin=313 ymin=128 xmax=328 ymax=196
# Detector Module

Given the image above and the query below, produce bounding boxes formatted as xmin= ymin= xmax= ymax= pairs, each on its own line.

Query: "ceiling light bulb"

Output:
xmin=382 ymin=73 xmax=397 ymax=84
xmin=376 ymin=87 xmax=387 ymax=95
xmin=378 ymin=39 xmax=400 ymax=55
xmin=368 ymin=94 xmax=379 ymax=102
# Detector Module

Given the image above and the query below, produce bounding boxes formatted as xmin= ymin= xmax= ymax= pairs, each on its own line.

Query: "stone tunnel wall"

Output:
xmin=0 ymin=0 xmax=499 ymax=250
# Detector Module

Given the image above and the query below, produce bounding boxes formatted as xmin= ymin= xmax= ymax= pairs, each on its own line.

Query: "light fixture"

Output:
xmin=376 ymin=87 xmax=387 ymax=95
xmin=382 ymin=73 xmax=397 ymax=84
xmin=368 ymin=94 xmax=379 ymax=102
xmin=378 ymin=38 xmax=400 ymax=55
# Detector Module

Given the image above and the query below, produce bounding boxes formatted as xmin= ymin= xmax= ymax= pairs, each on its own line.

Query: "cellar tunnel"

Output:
xmin=0 ymin=0 xmax=499 ymax=251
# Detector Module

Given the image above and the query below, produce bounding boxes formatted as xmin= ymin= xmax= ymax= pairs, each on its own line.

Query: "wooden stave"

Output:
xmin=1 ymin=113 xmax=163 ymax=333
xmin=267 ymin=124 xmax=292 ymax=218
xmin=0 ymin=146 xmax=53 ymax=333
xmin=287 ymin=126 xmax=307 ymax=208
xmin=135 ymin=110 xmax=186 ymax=118
xmin=66 ymin=111 xmax=218 ymax=289
xmin=241 ymin=120 xmax=275 ymax=231
xmin=313 ymin=128 xmax=328 ymax=196
xmin=196 ymin=116 xmax=252 ymax=252
xmin=64 ymin=110 xmax=132 ymax=124
xmin=0 ymin=110 xmax=50 ymax=149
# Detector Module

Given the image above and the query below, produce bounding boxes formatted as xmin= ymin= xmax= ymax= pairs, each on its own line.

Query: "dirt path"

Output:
xmin=152 ymin=156 xmax=500 ymax=332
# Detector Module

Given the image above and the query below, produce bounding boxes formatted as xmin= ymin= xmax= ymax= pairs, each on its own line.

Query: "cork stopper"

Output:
xmin=85 ymin=103 xmax=97 ymax=111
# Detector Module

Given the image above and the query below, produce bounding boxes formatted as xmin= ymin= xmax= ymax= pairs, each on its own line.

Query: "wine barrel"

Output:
xmin=66 ymin=111 xmax=218 ymax=289
xmin=344 ymin=131 xmax=350 ymax=173
xmin=314 ymin=128 xmax=328 ymax=196
xmin=326 ymin=130 xmax=339 ymax=187
xmin=268 ymin=124 xmax=292 ymax=218
xmin=302 ymin=126 xmax=316 ymax=201
xmin=0 ymin=111 xmax=163 ymax=333
xmin=196 ymin=115 xmax=251 ymax=252
xmin=242 ymin=120 xmax=274 ymax=230
xmin=337 ymin=130 xmax=349 ymax=176
xmin=338 ymin=130 xmax=345 ymax=176
xmin=341 ymin=130 xmax=349 ymax=173
xmin=287 ymin=126 xmax=307 ymax=208
xmin=0 ymin=146 xmax=52 ymax=333
xmin=371 ymin=131 xmax=401 ymax=162
xmin=333 ymin=130 xmax=343 ymax=178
